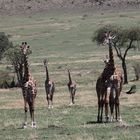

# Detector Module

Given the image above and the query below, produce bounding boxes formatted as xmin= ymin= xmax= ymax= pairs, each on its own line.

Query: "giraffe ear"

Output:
xmin=27 ymin=45 xmax=30 ymax=49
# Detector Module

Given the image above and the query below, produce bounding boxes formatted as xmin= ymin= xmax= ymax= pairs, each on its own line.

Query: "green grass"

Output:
xmin=0 ymin=9 xmax=140 ymax=140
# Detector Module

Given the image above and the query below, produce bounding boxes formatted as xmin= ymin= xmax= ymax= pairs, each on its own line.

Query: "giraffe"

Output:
xmin=20 ymin=42 xmax=37 ymax=128
xmin=96 ymin=31 xmax=122 ymax=123
xmin=109 ymin=65 xmax=123 ymax=122
xmin=67 ymin=69 xmax=76 ymax=105
xmin=105 ymin=32 xmax=123 ymax=122
xmin=103 ymin=53 xmax=123 ymax=122
xmin=44 ymin=59 xmax=55 ymax=109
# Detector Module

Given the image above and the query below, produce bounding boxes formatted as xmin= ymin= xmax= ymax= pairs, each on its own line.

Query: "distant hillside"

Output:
xmin=0 ymin=0 xmax=140 ymax=15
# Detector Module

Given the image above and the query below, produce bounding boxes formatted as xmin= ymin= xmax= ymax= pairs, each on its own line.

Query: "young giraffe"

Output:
xmin=20 ymin=42 xmax=37 ymax=128
xmin=109 ymin=66 xmax=123 ymax=122
xmin=44 ymin=59 xmax=55 ymax=109
xmin=96 ymin=32 xmax=123 ymax=122
xmin=67 ymin=69 xmax=76 ymax=105
xmin=104 ymin=55 xmax=123 ymax=122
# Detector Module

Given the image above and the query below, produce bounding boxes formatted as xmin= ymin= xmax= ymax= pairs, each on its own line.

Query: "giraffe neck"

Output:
xmin=108 ymin=39 xmax=114 ymax=68
xmin=68 ymin=70 xmax=72 ymax=84
xmin=45 ymin=66 xmax=50 ymax=82
xmin=101 ymin=40 xmax=115 ymax=81
xmin=24 ymin=54 xmax=30 ymax=83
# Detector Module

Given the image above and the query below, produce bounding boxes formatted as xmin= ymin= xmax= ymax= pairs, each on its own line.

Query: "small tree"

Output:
xmin=5 ymin=45 xmax=32 ymax=87
xmin=0 ymin=32 xmax=13 ymax=61
xmin=93 ymin=25 xmax=140 ymax=84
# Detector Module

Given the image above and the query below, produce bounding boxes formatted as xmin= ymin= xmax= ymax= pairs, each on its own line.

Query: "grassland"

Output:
xmin=0 ymin=9 xmax=140 ymax=140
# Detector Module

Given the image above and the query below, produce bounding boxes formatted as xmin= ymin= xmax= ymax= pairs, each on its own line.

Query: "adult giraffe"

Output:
xmin=20 ymin=42 xmax=37 ymax=128
xmin=44 ymin=59 xmax=55 ymax=109
xmin=96 ymin=32 xmax=123 ymax=122
xmin=67 ymin=69 xmax=76 ymax=105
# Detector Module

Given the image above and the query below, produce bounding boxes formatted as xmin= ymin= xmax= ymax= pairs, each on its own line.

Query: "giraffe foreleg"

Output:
xmin=23 ymin=97 xmax=28 ymax=128
xmin=69 ymin=89 xmax=73 ymax=106
xmin=115 ymin=96 xmax=122 ymax=122
xmin=109 ymin=98 xmax=115 ymax=122
xmin=71 ymin=94 xmax=75 ymax=104
xmin=105 ymin=88 xmax=110 ymax=122
xmin=50 ymin=93 xmax=54 ymax=109
xmin=105 ymin=101 xmax=109 ymax=122
xmin=46 ymin=94 xmax=51 ymax=108
xmin=109 ymin=88 xmax=115 ymax=122
xmin=97 ymin=94 xmax=104 ymax=123
xmin=29 ymin=101 xmax=36 ymax=128
xmin=97 ymin=99 xmax=101 ymax=122
xmin=100 ymin=99 xmax=104 ymax=123
xmin=71 ymin=89 xmax=76 ymax=105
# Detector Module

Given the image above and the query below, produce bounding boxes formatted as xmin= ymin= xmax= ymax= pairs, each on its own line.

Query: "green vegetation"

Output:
xmin=0 ymin=10 xmax=140 ymax=139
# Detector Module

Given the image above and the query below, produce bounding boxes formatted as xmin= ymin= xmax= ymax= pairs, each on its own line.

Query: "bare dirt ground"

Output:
xmin=0 ymin=0 xmax=140 ymax=16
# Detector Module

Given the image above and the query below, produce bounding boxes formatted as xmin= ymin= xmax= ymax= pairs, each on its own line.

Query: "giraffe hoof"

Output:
xmin=22 ymin=122 xmax=27 ymax=129
xmin=69 ymin=102 xmax=73 ymax=106
xmin=105 ymin=116 xmax=110 ymax=122
xmin=31 ymin=122 xmax=36 ymax=128
xmin=117 ymin=118 xmax=122 ymax=122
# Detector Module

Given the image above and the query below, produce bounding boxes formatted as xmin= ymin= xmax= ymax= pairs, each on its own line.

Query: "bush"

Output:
xmin=0 ymin=70 xmax=17 ymax=89
xmin=133 ymin=63 xmax=140 ymax=81
xmin=0 ymin=32 xmax=13 ymax=61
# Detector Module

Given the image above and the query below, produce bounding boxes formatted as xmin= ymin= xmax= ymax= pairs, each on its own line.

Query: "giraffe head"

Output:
xmin=20 ymin=42 xmax=30 ymax=54
xmin=43 ymin=58 xmax=48 ymax=67
xmin=103 ymin=31 xmax=116 ymax=45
